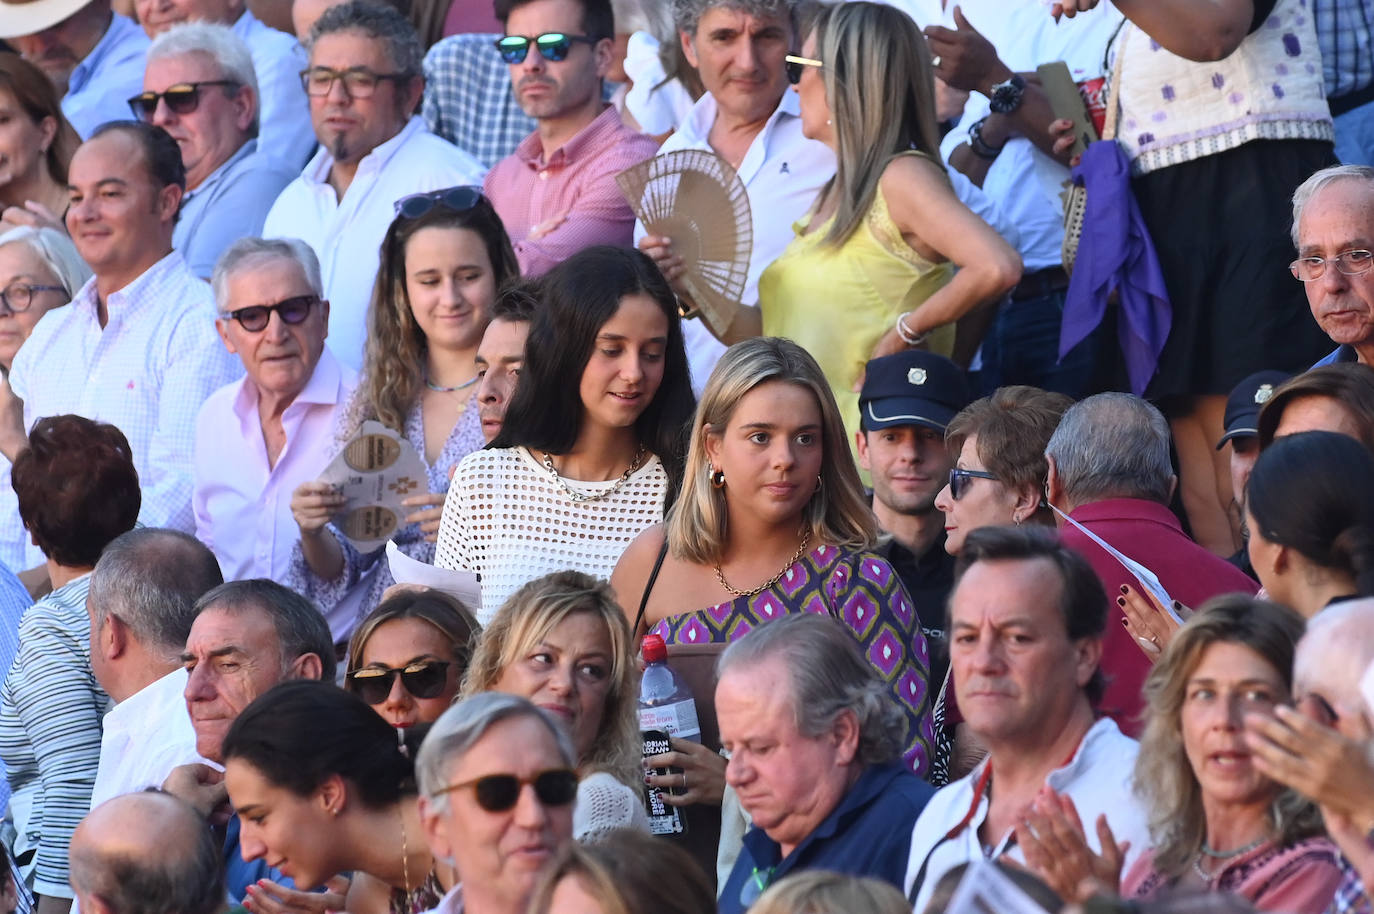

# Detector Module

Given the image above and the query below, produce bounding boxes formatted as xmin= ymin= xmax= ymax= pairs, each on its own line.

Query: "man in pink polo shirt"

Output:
xmin=485 ymin=0 xmax=658 ymax=275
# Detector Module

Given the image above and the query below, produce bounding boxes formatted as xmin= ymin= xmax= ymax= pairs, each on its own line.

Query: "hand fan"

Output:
xmin=617 ymin=149 xmax=753 ymax=338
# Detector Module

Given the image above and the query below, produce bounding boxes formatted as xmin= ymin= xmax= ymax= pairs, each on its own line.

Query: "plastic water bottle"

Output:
xmin=638 ymin=634 xmax=701 ymax=836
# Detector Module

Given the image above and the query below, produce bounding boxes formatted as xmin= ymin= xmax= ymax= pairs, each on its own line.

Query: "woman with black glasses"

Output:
xmin=290 ymin=187 xmax=519 ymax=631
xmin=222 ymin=680 xmax=452 ymax=914
xmin=345 ymin=589 xmax=480 ymax=730
xmin=933 ymin=385 xmax=1073 ymax=556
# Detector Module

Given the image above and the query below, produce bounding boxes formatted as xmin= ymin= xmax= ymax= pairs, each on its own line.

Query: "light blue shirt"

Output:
xmin=61 ymin=12 xmax=149 ymax=139
xmin=173 ymin=139 xmax=297 ymax=279
xmin=230 ymin=11 xmax=317 ymax=170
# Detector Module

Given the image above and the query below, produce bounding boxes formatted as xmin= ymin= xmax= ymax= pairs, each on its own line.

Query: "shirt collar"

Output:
xmin=186 ymin=139 xmax=256 ymax=198
xmin=514 ymin=104 xmax=619 ymax=169
xmin=69 ymin=12 xmax=138 ymax=93
xmin=1066 ymin=497 xmax=1183 ymax=532
xmin=72 ymin=250 xmax=186 ymax=323
xmin=303 ymin=116 xmax=426 ymax=186
xmin=231 ymin=343 xmax=348 ymax=421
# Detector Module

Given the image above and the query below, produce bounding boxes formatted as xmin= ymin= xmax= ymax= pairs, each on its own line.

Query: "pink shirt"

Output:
xmin=192 ymin=348 xmax=357 ymax=583
xmin=1123 ymin=837 xmax=1343 ymax=914
xmin=484 ymin=105 xmax=659 ymax=275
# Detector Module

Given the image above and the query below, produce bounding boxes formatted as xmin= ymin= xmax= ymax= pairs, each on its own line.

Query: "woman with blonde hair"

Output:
xmin=459 ymin=570 xmax=648 ymax=842
xmin=526 ymin=827 xmax=715 ymax=914
xmin=644 ymin=1 xmax=1020 ymax=445
xmin=289 ymin=188 xmax=518 ymax=629
xmin=749 ymin=871 xmax=912 ymax=914
xmin=613 ymin=337 xmax=935 ymax=784
xmin=1018 ymin=596 xmax=1342 ymax=912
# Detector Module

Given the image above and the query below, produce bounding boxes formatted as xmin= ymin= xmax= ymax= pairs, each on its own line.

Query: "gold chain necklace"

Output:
xmin=715 ymin=528 xmax=812 ymax=598
xmin=400 ymin=807 xmax=411 ymax=893
xmin=540 ymin=446 xmax=646 ymax=503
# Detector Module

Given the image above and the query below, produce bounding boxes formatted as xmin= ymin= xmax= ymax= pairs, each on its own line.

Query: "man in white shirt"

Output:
xmin=133 ymin=0 xmax=317 ymax=169
xmin=86 ymin=528 xmax=225 ymax=810
xmin=194 ymin=237 xmax=356 ymax=583
xmin=0 ymin=121 xmax=242 ymax=534
xmin=903 ymin=525 xmax=1149 ymax=913
xmin=263 ymin=0 xmax=486 ymax=371
xmin=2 ymin=0 xmax=149 ymax=138
xmin=139 ymin=23 xmax=298 ymax=279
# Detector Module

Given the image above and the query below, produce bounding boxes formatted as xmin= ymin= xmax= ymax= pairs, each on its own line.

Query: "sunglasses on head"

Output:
xmin=347 ymin=659 xmax=453 ymax=705
xmin=127 ymin=80 xmax=238 ymax=120
xmin=223 ymin=294 xmax=320 ymax=333
xmin=393 ymin=185 xmax=484 ymax=220
xmin=432 ymin=768 xmax=579 ymax=812
xmin=494 ymin=32 xmax=596 ymax=64
xmin=948 ymin=466 xmax=998 ymax=500
xmin=784 ymin=54 xmax=823 ymax=85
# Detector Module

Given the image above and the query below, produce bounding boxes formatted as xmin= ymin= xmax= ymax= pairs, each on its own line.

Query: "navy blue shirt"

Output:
xmin=719 ymin=762 xmax=935 ymax=914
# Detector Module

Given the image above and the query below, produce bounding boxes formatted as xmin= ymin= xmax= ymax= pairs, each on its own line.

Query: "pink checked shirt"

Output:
xmin=484 ymin=105 xmax=659 ymax=275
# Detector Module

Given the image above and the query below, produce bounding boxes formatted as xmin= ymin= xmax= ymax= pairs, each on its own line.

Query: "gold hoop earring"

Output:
xmin=710 ymin=468 xmax=726 ymax=489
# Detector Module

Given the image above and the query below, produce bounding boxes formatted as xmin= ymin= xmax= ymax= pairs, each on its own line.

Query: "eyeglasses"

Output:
xmin=127 ymin=81 xmax=239 ymax=120
xmin=347 ymin=659 xmax=453 ymax=705
xmin=948 ymin=467 xmax=999 ymax=500
xmin=0 ymin=282 xmax=65 ymax=314
xmin=1289 ymin=249 xmax=1374 ymax=282
xmin=431 ymin=768 xmax=579 ymax=812
xmin=784 ymin=54 xmax=823 ymax=85
xmin=393 ymin=185 xmax=484 ymax=220
xmin=223 ymin=294 xmax=320 ymax=332
xmin=299 ymin=66 xmax=409 ymax=98
xmin=494 ymin=33 xmax=596 ymax=64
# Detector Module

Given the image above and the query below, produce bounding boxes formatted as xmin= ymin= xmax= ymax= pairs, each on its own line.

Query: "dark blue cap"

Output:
xmin=1217 ymin=369 xmax=1295 ymax=450
xmin=858 ymin=350 xmax=971 ymax=432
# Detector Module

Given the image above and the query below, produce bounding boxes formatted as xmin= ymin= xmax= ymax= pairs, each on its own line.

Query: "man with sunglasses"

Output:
xmin=193 ymin=237 xmax=355 ymax=592
xmin=1 ymin=0 xmax=149 ymax=139
xmin=417 ymin=693 xmax=577 ymax=914
xmin=1 ymin=121 xmax=242 ymax=537
xmin=263 ymin=0 xmax=485 ymax=372
xmin=484 ymin=0 xmax=657 ymax=276
xmin=140 ymin=23 xmax=297 ymax=279
xmin=856 ymin=350 xmax=969 ymax=692
xmin=1294 ymin=166 xmax=1374 ymax=369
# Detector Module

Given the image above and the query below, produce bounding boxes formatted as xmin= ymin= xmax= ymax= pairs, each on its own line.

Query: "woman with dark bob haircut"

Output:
xmin=291 ymin=188 xmax=519 ymax=629
xmin=0 ymin=415 xmax=139 ymax=909
xmin=434 ymin=245 xmax=695 ymax=620
xmin=221 ymin=680 xmax=449 ymax=913
xmin=1245 ymin=430 xmax=1374 ymax=618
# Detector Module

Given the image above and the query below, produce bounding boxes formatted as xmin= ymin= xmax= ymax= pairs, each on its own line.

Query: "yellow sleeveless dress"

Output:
xmin=757 ymin=156 xmax=955 ymax=450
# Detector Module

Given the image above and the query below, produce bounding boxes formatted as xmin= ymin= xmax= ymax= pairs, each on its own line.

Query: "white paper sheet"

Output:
xmin=945 ymin=858 xmax=1054 ymax=914
xmin=1050 ymin=503 xmax=1186 ymax=625
xmin=385 ymin=540 xmax=483 ymax=618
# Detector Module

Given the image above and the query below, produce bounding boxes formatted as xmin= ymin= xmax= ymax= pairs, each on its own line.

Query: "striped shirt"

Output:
xmin=0 ymin=575 xmax=110 ymax=899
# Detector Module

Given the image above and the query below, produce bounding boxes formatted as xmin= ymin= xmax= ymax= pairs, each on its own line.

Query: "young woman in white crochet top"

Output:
xmin=433 ymin=246 xmax=696 ymax=621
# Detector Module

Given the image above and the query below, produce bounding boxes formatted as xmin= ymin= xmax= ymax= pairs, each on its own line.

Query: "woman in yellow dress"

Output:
xmin=645 ymin=1 xmax=1021 ymax=443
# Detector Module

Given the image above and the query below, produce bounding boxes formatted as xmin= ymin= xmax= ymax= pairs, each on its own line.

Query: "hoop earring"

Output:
xmin=710 ymin=468 xmax=726 ymax=489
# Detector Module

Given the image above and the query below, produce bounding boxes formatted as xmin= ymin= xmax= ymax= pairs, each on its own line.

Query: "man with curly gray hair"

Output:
xmin=714 ymin=612 xmax=935 ymax=914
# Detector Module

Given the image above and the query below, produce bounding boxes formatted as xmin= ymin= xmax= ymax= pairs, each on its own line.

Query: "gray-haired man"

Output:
xmin=139 ymin=23 xmax=298 ymax=278
xmin=193 ymin=237 xmax=355 ymax=591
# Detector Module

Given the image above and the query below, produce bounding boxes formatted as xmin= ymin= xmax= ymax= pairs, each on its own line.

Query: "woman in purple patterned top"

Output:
xmin=613 ymin=338 xmax=936 ymax=787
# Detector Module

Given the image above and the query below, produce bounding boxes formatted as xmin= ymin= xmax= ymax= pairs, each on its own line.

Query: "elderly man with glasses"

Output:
xmin=193 ymin=236 xmax=355 ymax=592
xmin=418 ymin=692 xmax=578 ymax=914
xmin=1293 ymin=165 xmax=1374 ymax=369
xmin=263 ymin=0 xmax=484 ymax=371
xmin=138 ymin=22 xmax=297 ymax=279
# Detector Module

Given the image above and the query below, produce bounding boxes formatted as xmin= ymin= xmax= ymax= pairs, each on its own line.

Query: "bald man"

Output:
xmin=68 ymin=792 xmax=224 ymax=914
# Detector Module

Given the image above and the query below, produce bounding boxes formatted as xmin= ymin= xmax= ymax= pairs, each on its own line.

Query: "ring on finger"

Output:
xmin=932 ymin=55 xmax=943 ymax=68
xmin=681 ymin=772 xmax=688 ymax=789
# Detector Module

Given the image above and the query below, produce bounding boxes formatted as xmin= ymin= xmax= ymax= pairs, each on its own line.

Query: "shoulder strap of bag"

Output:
xmin=632 ymin=537 xmax=671 ymax=636
xmin=1102 ymin=23 xmax=1128 ymax=141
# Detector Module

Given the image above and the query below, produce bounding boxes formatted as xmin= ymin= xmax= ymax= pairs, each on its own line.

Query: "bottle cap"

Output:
xmin=642 ymin=633 xmax=667 ymax=663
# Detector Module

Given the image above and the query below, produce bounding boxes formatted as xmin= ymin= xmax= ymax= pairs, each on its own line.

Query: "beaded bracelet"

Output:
xmin=895 ymin=311 xmax=928 ymax=347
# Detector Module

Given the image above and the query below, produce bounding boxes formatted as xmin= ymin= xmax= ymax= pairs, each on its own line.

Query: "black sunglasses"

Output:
xmin=393 ymin=185 xmax=484 ymax=220
xmin=127 ymin=80 xmax=238 ymax=120
xmin=223 ymin=294 xmax=320 ymax=333
xmin=432 ymin=768 xmax=579 ymax=812
xmin=948 ymin=467 xmax=998 ymax=500
xmin=784 ymin=54 xmax=823 ymax=85
xmin=347 ymin=659 xmax=453 ymax=705
xmin=495 ymin=32 xmax=596 ymax=64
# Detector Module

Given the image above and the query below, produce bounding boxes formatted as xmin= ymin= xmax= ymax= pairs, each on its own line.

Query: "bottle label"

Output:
xmin=641 ymin=729 xmax=686 ymax=836
xmin=638 ymin=699 xmax=701 ymax=741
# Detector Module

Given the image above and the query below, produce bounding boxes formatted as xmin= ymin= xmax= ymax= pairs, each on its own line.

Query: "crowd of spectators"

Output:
xmin=0 ymin=0 xmax=1369 ymax=912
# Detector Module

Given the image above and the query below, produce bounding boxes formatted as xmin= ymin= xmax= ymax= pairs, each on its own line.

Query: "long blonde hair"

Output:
xmin=667 ymin=337 xmax=877 ymax=565
xmin=459 ymin=571 xmax=640 ymax=787
xmin=1134 ymin=595 xmax=1322 ymax=877
xmin=813 ymin=1 xmax=943 ymax=248
xmin=750 ymin=872 xmax=912 ymax=914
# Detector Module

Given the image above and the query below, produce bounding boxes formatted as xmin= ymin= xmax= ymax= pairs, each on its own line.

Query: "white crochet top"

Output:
xmin=574 ymin=771 xmax=652 ymax=843
xmin=1114 ymin=0 xmax=1333 ymax=175
xmin=433 ymin=446 xmax=668 ymax=622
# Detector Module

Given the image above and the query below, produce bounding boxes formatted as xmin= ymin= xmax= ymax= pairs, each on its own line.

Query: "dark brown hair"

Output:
xmin=0 ymin=55 xmax=80 ymax=186
xmin=1257 ymin=363 xmax=1374 ymax=453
